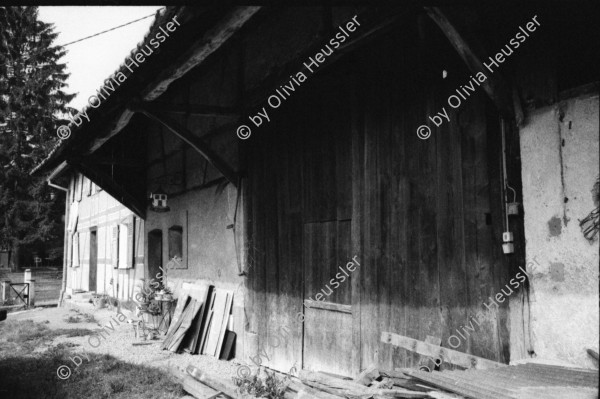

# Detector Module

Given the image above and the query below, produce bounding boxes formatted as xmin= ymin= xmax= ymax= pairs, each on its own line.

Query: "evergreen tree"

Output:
xmin=0 ymin=6 xmax=74 ymax=268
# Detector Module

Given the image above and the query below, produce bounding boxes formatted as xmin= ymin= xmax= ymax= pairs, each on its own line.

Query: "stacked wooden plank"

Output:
xmin=175 ymin=361 xmax=451 ymax=398
xmin=162 ymin=283 xmax=233 ymax=356
xmin=293 ymin=369 xmax=444 ymax=398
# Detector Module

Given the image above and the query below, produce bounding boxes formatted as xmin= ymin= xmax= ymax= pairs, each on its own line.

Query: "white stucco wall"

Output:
xmin=519 ymin=93 xmax=599 ymax=368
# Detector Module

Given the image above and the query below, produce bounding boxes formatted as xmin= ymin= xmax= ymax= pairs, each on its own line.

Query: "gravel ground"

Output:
xmin=7 ymin=304 xmax=242 ymax=395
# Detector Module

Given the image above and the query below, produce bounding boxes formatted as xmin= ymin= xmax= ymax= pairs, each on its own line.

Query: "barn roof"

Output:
xmin=32 ymin=6 xmax=260 ymax=175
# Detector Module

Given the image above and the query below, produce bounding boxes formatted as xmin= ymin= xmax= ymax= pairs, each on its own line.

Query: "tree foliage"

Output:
xmin=0 ymin=6 xmax=74 ymax=257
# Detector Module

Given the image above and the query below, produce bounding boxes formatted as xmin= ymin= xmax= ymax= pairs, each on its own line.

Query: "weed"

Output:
xmin=233 ymin=367 xmax=291 ymax=399
xmin=63 ymin=312 xmax=96 ymax=324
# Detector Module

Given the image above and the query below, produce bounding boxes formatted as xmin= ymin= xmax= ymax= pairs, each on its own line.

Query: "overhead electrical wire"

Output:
xmin=59 ymin=8 xmax=165 ymax=47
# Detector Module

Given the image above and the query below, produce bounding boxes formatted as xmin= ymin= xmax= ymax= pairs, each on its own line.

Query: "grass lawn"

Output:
xmin=0 ymin=319 xmax=184 ymax=399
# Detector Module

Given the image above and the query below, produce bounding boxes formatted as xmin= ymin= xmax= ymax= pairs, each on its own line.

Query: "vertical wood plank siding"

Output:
xmin=246 ymin=16 xmax=518 ymax=375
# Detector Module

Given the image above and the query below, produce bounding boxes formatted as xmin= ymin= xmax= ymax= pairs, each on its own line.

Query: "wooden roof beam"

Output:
xmin=69 ymin=155 xmax=144 ymax=168
xmin=142 ymin=6 xmax=261 ymax=102
xmin=146 ymin=102 xmax=240 ymax=117
xmin=88 ymin=6 xmax=260 ymax=155
xmin=134 ymin=104 xmax=238 ymax=188
xmin=425 ymin=7 xmax=515 ymax=121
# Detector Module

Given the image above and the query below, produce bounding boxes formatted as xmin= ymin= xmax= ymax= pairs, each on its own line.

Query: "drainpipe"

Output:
xmin=47 ymin=162 xmax=69 ymax=307
xmin=47 ymin=180 xmax=68 ymax=193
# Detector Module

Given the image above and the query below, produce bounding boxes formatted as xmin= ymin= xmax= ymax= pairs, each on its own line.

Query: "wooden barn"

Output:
xmin=33 ymin=4 xmax=599 ymax=376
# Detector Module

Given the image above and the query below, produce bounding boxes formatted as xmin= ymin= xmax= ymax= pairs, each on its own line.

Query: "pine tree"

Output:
xmin=0 ymin=6 xmax=74 ymax=268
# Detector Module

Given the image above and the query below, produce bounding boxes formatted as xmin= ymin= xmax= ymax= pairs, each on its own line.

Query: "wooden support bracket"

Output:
xmin=425 ymin=7 xmax=515 ymax=120
xmin=133 ymin=104 xmax=238 ymax=188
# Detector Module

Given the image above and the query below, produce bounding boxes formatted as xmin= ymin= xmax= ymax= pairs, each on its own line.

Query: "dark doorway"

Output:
xmin=148 ymin=229 xmax=163 ymax=280
xmin=89 ymin=229 xmax=97 ymax=292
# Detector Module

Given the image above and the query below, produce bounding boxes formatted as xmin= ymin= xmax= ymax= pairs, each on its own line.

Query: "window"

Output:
xmin=148 ymin=229 xmax=163 ymax=279
xmin=168 ymin=226 xmax=183 ymax=262
xmin=116 ymin=216 xmax=135 ymax=269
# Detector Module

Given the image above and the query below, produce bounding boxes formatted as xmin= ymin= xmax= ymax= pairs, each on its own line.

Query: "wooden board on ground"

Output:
xmin=381 ymin=331 xmax=503 ymax=370
xmin=181 ymin=375 xmax=221 ymax=399
xmin=168 ymin=299 xmax=204 ymax=352
xmin=165 ymin=285 xmax=192 ymax=338
xmin=299 ymin=370 xmax=370 ymax=395
xmin=215 ymin=291 xmax=233 ymax=357
xmin=198 ymin=289 xmax=216 ymax=353
xmin=184 ymin=282 xmax=211 ymax=301
xmin=180 ymin=284 xmax=210 ymax=353
xmin=187 ymin=365 xmax=239 ymax=398
xmin=202 ymin=288 xmax=233 ymax=357
xmin=355 ymin=364 xmax=380 ymax=386
xmin=163 ymin=301 xmax=194 ymax=350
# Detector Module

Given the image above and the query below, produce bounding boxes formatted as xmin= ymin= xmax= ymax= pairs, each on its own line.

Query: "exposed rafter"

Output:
xmin=69 ymin=155 xmax=144 ymax=168
xmin=145 ymin=102 xmax=240 ymax=117
xmin=142 ymin=6 xmax=261 ymax=102
xmin=133 ymin=104 xmax=238 ymax=188
xmin=425 ymin=7 xmax=515 ymax=120
xmin=86 ymin=6 xmax=261 ymax=155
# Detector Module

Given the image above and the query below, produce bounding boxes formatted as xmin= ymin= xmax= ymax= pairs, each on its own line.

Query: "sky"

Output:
xmin=38 ymin=6 xmax=164 ymax=110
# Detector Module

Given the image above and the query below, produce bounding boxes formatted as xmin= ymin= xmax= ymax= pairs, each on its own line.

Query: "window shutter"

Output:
xmin=72 ymin=233 xmax=80 ymax=267
xmin=77 ymin=175 xmax=83 ymax=202
xmin=127 ymin=216 xmax=134 ymax=268
xmin=112 ymin=225 xmax=119 ymax=269
xmin=69 ymin=177 xmax=75 ymax=203
xmin=68 ymin=234 xmax=73 ymax=267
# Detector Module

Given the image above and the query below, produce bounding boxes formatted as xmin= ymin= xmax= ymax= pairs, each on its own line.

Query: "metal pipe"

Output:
xmin=47 ymin=179 xmax=68 ymax=192
xmin=47 ymin=162 xmax=70 ymax=307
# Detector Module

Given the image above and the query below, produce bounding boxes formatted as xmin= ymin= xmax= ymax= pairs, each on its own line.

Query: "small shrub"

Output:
xmin=64 ymin=315 xmax=81 ymax=323
xmin=233 ymin=367 xmax=291 ymax=399
xmin=63 ymin=312 xmax=96 ymax=323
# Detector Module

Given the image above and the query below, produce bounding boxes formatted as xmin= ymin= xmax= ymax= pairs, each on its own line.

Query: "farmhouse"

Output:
xmin=32 ymin=4 xmax=598 ymax=379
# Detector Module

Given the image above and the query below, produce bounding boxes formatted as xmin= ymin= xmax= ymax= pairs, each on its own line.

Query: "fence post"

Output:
xmin=1 ymin=280 xmax=10 ymax=302
xmin=24 ymin=269 xmax=35 ymax=307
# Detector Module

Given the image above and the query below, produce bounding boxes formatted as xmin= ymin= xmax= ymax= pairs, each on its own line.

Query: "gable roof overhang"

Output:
xmin=32 ymin=6 xmax=261 ymax=217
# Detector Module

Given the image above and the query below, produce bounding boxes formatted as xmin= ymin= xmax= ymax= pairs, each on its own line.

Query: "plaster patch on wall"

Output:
xmin=519 ymin=95 xmax=599 ymax=367
xmin=549 ymin=262 xmax=565 ymax=282
xmin=547 ymin=216 xmax=562 ymax=237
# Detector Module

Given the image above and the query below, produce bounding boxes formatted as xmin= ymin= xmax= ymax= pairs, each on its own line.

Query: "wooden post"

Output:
xmin=1 ymin=280 xmax=10 ymax=302
xmin=24 ymin=270 xmax=35 ymax=307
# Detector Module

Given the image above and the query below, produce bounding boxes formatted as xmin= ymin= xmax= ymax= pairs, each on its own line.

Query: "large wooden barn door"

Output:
xmin=246 ymin=15 xmax=522 ymax=375
xmin=245 ymin=73 xmax=357 ymax=376
xmin=301 ymin=83 xmax=354 ymax=375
